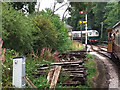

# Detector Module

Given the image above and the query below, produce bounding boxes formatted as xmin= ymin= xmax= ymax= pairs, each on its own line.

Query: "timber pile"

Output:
xmin=33 ymin=61 xmax=87 ymax=87
xmin=33 ymin=51 xmax=87 ymax=87
xmin=59 ymin=50 xmax=86 ymax=62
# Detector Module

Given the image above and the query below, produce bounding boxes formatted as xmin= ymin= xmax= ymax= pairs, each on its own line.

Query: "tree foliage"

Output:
xmin=2 ymin=3 xmax=72 ymax=54
xmin=9 ymin=2 xmax=36 ymax=14
xmin=32 ymin=14 xmax=58 ymax=52
xmin=104 ymin=2 xmax=119 ymax=29
xmin=66 ymin=2 xmax=93 ymax=30
xmin=32 ymin=9 xmax=71 ymax=52
xmin=2 ymin=3 xmax=33 ymax=54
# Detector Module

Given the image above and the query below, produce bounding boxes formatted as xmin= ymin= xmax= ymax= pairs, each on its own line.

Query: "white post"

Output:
xmin=101 ymin=22 xmax=103 ymax=39
xmin=85 ymin=13 xmax=88 ymax=51
xmin=13 ymin=57 xmax=25 ymax=88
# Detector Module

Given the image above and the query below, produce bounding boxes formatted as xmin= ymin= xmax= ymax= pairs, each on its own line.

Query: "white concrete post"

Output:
xmin=13 ymin=56 xmax=25 ymax=88
xmin=85 ymin=13 xmax=88 ymax=51
xmin=101 ymin=22 xmax=103 ymax=39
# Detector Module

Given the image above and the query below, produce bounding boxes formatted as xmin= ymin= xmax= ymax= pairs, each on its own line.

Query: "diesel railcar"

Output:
xmin=107 ymin=21 xmax=120 ymax=60
xmin=71 ymin=30 xmax=99 ymax=43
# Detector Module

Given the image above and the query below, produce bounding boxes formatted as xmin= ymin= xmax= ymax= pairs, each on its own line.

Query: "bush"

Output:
xmin=32 ymin=10 xmax=72 ymax=53
xmin=31 ymin=14 xmax=58 ymax=52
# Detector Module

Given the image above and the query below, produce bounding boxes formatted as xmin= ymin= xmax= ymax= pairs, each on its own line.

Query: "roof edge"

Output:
xmin=112 ymin=21 xmax=120 ymax=29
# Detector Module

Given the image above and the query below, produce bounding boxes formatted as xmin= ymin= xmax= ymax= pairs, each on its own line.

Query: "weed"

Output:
xmin=86 ymin=52 xmax=94 ymax=60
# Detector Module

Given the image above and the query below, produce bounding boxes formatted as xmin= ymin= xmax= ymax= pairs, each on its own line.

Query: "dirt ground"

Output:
xmin=92 ymin=55 xmax=110 ymax=88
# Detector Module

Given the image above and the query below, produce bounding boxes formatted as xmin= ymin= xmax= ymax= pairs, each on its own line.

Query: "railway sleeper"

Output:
xmin=61 ymin=83 xmax=81 ymax=86
xmin=60 ymin=76 xmax=86 ymax=82
xmin=61 ymin=65 xmax=84 ymax=68
xmin=61 ymin=79 xmax=86 ymax=86
xmin=62 ymin=68 xmax=85 ymax=71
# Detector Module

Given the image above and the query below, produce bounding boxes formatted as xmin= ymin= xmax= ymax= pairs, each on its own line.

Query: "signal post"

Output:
xmin=79 ymin=11 xmax=88 ymax=51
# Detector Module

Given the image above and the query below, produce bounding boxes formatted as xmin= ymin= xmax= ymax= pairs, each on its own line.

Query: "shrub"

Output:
xmin=31 ymin=14 xmax=58 ymax=53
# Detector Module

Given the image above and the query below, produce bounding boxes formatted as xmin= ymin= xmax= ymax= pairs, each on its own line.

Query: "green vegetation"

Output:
xmin=2 ymin=49 xmax=18 ymax=88
xmin=84 ymin=53 xmax=96 ymax=87
xmin=25 ymin=57 xmax=51 ymax=88
xmin=9 ymin=2 xmax=36 ymax=14
xmin=2 ymin=48 xmax=58 ymax=88
xmin=2 ymin=3 xmax=74 ymax=54
xmin=86 ymin=52 xmax=94 ymax=60
xmin=2 ymin=45 xmax=96 ymax=88
xmin=2 ymin=2 xmax=74 ymax=88
xmin=2 ymin=2 xmax=98 ymax=89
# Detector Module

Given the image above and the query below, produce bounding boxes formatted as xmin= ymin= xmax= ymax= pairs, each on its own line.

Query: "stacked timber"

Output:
xmin=33 ymin=51 xmax=87 ymax=87
xmin=59 ymin=50 xmax=86 ymax=62
xmin=33 ymin=60 xmax=87 ymax=86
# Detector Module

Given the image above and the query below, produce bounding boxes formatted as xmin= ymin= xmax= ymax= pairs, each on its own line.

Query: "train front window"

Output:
xmin=96 ymin=32 xmax=98 ymax=35
xmin=89 ymin=32 xmax=92 ymax=35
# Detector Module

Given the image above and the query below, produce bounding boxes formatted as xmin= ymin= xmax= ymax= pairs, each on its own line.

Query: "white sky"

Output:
xmin=35 ymin=0 xmax=71 ymax=19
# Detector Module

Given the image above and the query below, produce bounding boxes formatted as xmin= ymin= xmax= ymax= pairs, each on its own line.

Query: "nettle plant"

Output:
xmin=0 ymin=38 xmax=6 ymax=64
xmin=31 ymin=47 xmax=63 ymax=63
xmin=0 ymin=38 xmax=19 ymax=88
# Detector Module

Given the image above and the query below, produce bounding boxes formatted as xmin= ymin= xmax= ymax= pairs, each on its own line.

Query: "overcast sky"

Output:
xmin=35 ymin=0 xmax=70 ymax=19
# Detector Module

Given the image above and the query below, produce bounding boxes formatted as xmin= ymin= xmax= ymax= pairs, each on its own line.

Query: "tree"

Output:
xmin=92 ymin=2 xmax=107 ymax=30
xmin=32 ymin=14 xmax=58 ymax=52
xmin=2 ymin=3 xmax=72 ymax=54
xmin=2 ymin=3 xmax=33 ymax=54
xmin=104 ymin=2 xmax=119 ymax=29
xmin=9 ymin=2 xmax=36 ymax=14
xmin=33 ymin=10 xmax=71 ymax=52
xmin=66 ymin=2 xmax=93 ymax=30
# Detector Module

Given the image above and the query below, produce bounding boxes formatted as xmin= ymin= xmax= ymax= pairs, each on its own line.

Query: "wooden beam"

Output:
xmin=50 ymin=66 xmax=61 ymax=89
xmin=51 ymin=60 xmax=83 ymax=65
xmin=47 ymin=68 xmax=55 ymax=83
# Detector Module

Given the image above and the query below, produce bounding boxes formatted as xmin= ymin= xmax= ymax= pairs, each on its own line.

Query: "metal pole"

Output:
xmin=85 ymin=13 xmax=88 ymax=51
xmin=81 ymin=23 xmax=83 ymax=43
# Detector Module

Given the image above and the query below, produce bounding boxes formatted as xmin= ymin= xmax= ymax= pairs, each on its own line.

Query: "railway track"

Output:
xmin=89 ymin=44 xmax=120 ymax=88
xmin=90 ymin=44 xmax=111 ymax=59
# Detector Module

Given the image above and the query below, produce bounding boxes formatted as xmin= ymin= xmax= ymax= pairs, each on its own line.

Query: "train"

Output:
xmin=68 ymin=30 xmax=99 ymax=43
xmin=107 ymin=21 xmax=120 ymax=60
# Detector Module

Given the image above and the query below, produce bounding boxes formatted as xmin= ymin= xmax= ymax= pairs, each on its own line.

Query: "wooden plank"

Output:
xmin=62 ymin=68 xmax=84 ymax=71
xmin=62 ymin=73 xmax=84 ymax=77
xmin=37 ymin=67 xmax=49 ymax=70
xmin=50 ymin=66 xmax=61 ymax=89
xmin=47 ymin=68 xmax=55 ymax=83
xmin=69 ymin=74 xmax=84 ymax=77
xmin=51 ymin=60 xmax=83 ymax=65
xmin=61 ymin=65 xmax=84 ymax=68
xmin=23 ymin=77 xmax=33 ymax=88
xmin=67 ymin=71 xmax=84 ymax=73
xmin=25 ymin=76 xmax=37 ymax=88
